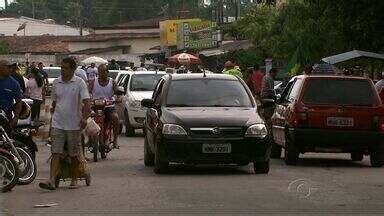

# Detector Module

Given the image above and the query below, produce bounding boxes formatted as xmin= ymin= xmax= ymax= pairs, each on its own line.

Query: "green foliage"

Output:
xmin=226 ymin=0 xmax=384 ymax=64
xmin=222 ymin=49 xmax=262 ymax=70
xmin=0 ymin=41 xmax=10 ymax=54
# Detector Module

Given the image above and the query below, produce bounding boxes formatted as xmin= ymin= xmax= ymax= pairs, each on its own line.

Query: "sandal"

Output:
xmin=39 ymin=182 xmax=56 ymax=191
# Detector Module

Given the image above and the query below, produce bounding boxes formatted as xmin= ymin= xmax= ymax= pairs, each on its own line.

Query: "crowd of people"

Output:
xmin=0 ymin=57 xmax=123 ymax=190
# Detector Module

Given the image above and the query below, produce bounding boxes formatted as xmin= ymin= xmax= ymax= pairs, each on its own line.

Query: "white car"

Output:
xmin=114 ymin=70 xmax=132 ymax=84
xmin=44 ymin=67 xmax=61 ymax=95
xmin=122 ymin=71 xmax=166 ymax=136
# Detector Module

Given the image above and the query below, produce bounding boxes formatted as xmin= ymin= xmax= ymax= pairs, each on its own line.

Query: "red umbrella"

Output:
xmin=168 ymin=53 xmax=201 ymax=65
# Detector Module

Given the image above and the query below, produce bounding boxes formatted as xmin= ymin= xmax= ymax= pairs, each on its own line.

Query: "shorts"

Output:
xmin=51 ymin=128 xmax=81 ymax=157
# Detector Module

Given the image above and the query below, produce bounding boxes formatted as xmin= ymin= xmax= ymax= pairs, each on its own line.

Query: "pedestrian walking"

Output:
xmin=26 ymin=68 xmax=44 ymax=123
xmin=303 ymin=64 xmax=313 ymax=75
xmin=108 ymin=59 xmax=120 ymax=70
xmin=10 ymin=63 xmax=26 ymax=94
xmin=39 ymin=57 xmax=91 ymax=190
xmin=86 ymin=63 xmax=98 ymax=81
xmin=261 ymin=68 xmax=278 ymax=132
xmin=250 ymin=65 xmax=264 ymax=105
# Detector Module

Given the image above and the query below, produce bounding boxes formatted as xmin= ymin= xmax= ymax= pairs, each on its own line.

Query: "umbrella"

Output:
xmin=168 ymin=53 xmax=201 ymax=65
xmin=313 ymin=63 xmax=339 ymax=74
xmin=81 ymin=56 xmax=108 ymax=66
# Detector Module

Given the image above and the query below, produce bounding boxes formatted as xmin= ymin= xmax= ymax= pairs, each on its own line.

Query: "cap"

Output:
xmin=0 ymin=60 xmax=12 ymax=66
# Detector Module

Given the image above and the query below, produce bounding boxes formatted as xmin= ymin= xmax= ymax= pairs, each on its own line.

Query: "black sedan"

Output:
xmin=141 ymin=74 xmax=270 ymax=174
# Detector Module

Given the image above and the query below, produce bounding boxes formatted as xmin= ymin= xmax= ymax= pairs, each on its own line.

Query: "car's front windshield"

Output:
xmin=166 ymin=79 xmax=253 ymax=107
xmin=46 ymin=68 xmax=61 ymax=78
xmin=130 ymin=74 xmax=165 ymax=91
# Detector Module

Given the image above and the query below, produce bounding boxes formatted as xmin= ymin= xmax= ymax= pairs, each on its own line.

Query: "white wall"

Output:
xmin=0 ymin=17 xmax=89 ymax=36
xmin=94 ymin=28 xmax=159 ymax=34
xmin=0 ymin=54 xmax=56 ymax=66
xmin=68 ymin=37 xmax=160 ymax=54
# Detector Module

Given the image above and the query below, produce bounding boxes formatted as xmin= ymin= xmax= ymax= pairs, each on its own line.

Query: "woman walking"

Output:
xmin=26 ymin=68 xmax=44 ymax=123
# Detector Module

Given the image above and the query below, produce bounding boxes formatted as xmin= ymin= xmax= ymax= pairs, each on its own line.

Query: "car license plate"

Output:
xmin=327 ymin=117 xmax=354 ymax=127
xmin=202 ymin=144 xmax=231 ymax=154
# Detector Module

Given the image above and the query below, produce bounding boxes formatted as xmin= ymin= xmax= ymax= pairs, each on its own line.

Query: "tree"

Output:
xmin=225 ymin=0 xmax=384 ymax=64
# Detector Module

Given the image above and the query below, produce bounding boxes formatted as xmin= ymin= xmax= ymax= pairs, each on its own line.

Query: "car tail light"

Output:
xmin=292 ymin=112 xmax=308 ymax=128
xmin=373 ymin=116 xmax=384 ymax=132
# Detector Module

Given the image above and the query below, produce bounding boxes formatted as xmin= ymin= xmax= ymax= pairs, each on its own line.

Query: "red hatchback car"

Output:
xmin=271 ymin=75 xmax=384 ymax=167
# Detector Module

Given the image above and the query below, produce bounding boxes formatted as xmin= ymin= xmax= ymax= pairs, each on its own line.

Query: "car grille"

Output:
xmin=189 ymin=127 xmax=244 ymax=138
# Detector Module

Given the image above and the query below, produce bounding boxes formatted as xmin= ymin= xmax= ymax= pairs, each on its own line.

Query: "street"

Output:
xmin=2 ymin=132 xmax=384 ymax=215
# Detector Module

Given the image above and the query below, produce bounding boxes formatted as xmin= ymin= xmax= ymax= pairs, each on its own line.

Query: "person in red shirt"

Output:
xmin=250 ymin=65 xmax=265 ymax=104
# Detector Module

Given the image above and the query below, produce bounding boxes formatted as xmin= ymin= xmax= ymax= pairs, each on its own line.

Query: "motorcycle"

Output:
xmin=0 ymin=126 xmax=19 ymax=192
xmin=88 ymin=98 xmax=115 ymax=162
xmin=0 ymin=105 xmax=38 ymax=186
xmin=88 ymin=88 xmax=125 ymax=162
xmin=16 ymin=99 xmax=40 ymax=161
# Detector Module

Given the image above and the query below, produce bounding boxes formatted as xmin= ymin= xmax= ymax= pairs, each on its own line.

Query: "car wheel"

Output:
xmin=253 ymin=160 xmax=270 ymax=174
xmin=144 ymin=136 xmax=154 ymax=167
xmin=351 ymin=152 xmax=364 ymax=161
xmin=124 ymin=110 xmax=135 ymax=137
xmin=370 ymin=151 xmax=384 ymax=168
xmin=284 ymin=134 xmax=299 ymax=165
xmin=154 ymin=140 xmax=169 ymax=174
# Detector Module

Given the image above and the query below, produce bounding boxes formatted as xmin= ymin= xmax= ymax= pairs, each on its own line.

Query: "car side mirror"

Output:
xmin=141 ymin=99 xmax=155 ymax=108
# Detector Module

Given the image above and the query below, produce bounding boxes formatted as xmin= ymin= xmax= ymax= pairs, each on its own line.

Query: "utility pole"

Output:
xmin=32 ymin=0 xmax=35 ymax=18
xmin=76 ymin=0 xmax=83 ymax=36
xmin=236 ymin=0 xmax=241 ymax=20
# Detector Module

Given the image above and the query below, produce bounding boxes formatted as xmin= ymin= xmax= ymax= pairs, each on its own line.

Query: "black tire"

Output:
xmin=154 ymin=141 xmax=168 ymax=174
xmin=284 ymin=134 xmax=299 ymax=166
xmin=0 ymin=152 xmax=19 ymax=193
xmin=370 ymin=151 xmax=384 ymax=168
xmin=17 ymin=147 xmax=37 ymax=185
xmin=124 ymin=110 xmax=135 ymax=137
xmin=85 ymin=174 xmax=91 ymax=186
xmin=253 ymin=160 xmax=270 ymax=174
xmin=144 ymin=136 xmax=154 ymax=167
xmin=351 ymin=152 xmax=364 ymax=161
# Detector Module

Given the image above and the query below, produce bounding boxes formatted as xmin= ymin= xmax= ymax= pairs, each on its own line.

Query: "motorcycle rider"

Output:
xmin=91 ymin=64 xmax=120 ymax=149
xmin=0 ymin=60 xmax=23 ymax=128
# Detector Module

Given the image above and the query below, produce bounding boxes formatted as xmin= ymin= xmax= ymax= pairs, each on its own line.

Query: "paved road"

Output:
xmin=2 ymin=132 xmax=384 ymax=215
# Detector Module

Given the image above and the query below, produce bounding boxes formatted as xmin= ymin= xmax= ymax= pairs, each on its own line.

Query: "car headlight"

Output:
xmin=163 ymin=124 xmax=187 ymax=135
xmin=245 ymin=124 xmax=268 ymax=138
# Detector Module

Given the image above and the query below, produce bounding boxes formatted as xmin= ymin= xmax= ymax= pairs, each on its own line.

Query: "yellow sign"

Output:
xmin=160 ymin=19 xmax=201 ymax=47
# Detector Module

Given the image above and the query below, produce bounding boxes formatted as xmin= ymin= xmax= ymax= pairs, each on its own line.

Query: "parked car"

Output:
xmin=141 ymin=74 xmax=270 ymax=174
xmin=115 ymin=70 xmax=132 ymax=84
xmin=44 ymin=67 xmax=61 ymax=95
xmin=108 ymin=70 xmax=120 ymax=80
xmin=271 ymin=75 xmax=384 ymax=167
xmin=122 ymin=71 xmax=166 ymax=136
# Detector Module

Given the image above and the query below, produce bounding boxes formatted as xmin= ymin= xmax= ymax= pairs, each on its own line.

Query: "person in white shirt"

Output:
xmin=75 ymin=66 xmax=88 ymax=83
xmin=26 ymin=68 xmax=44 ymax=122
xmin=86 ymin=63 xmax=98 ymax=81
xmin=91 ymin=64 xmax=120 ymax=149
xmin=39 ymin=57 xmax=91 ymax=190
